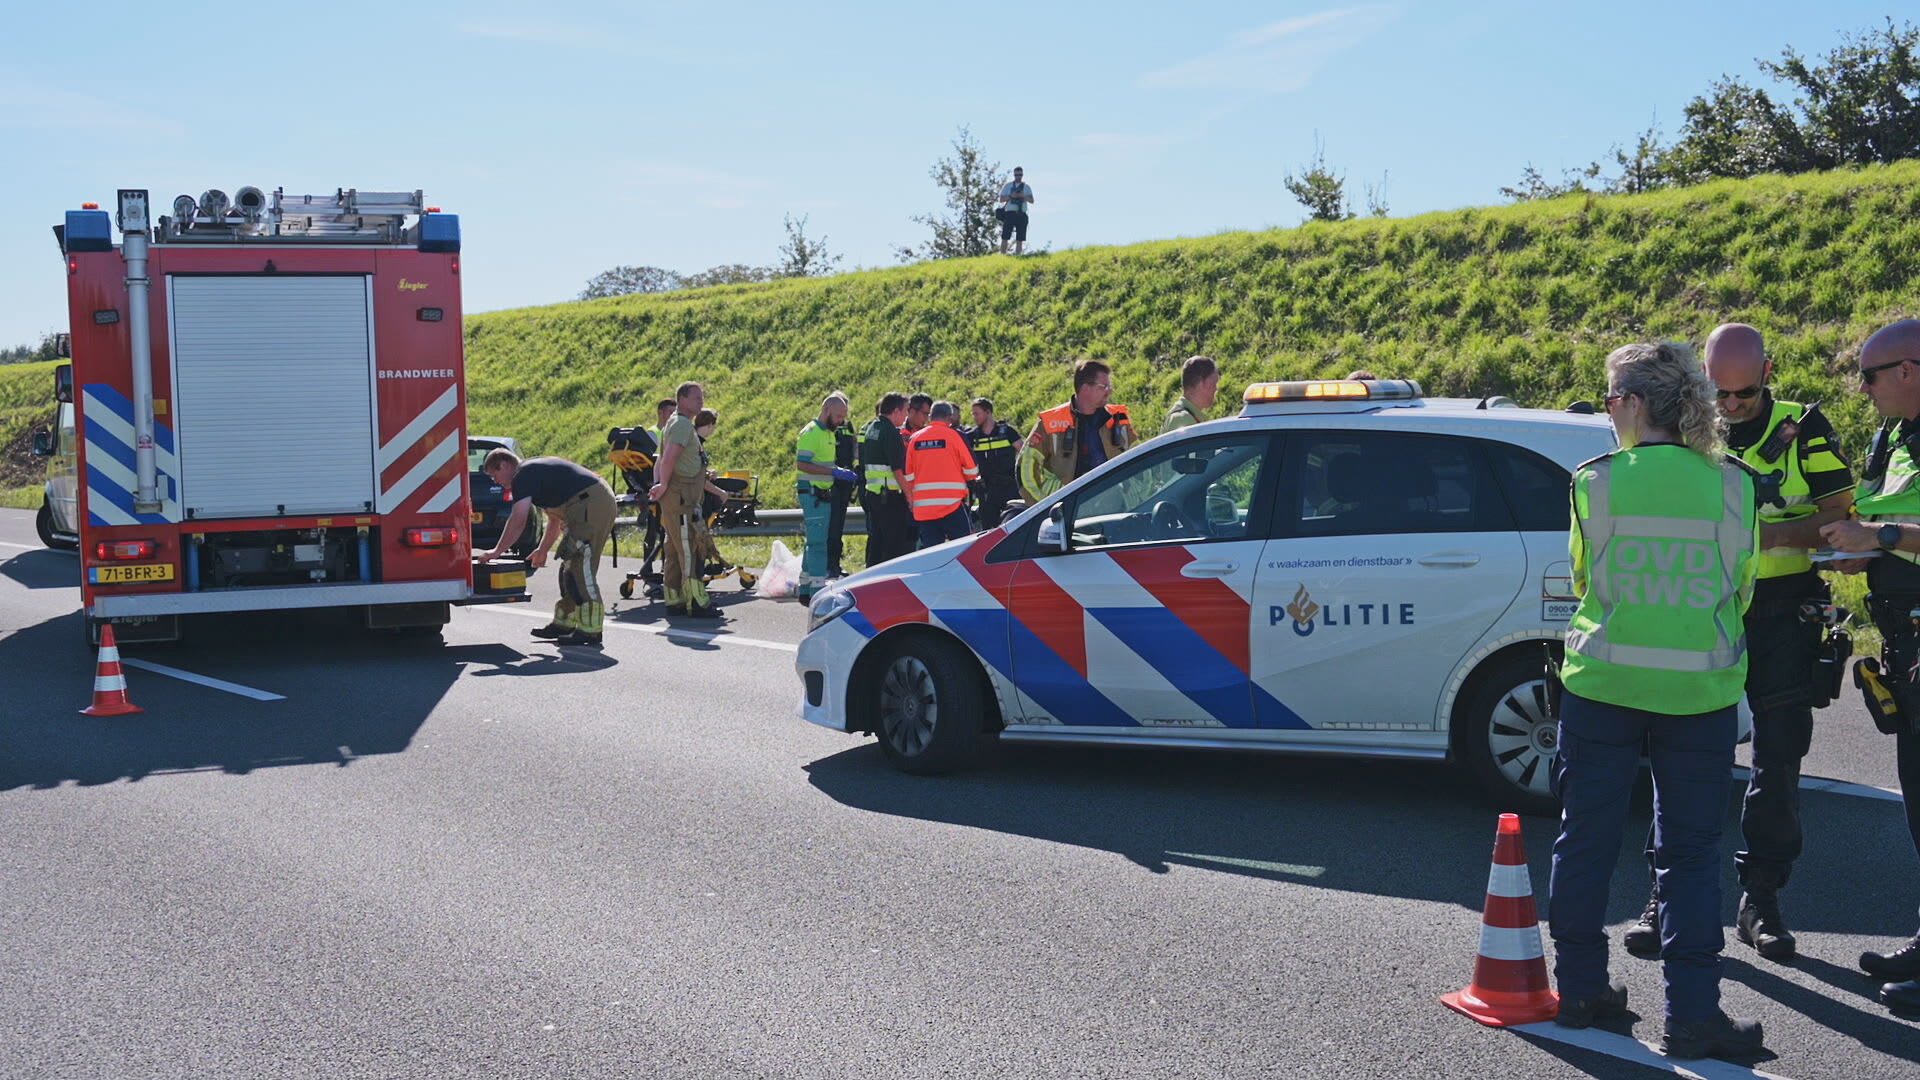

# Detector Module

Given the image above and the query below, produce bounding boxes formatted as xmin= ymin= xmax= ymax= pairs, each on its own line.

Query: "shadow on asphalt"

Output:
xmin=1722 ymin=956 xmax=1920 ymax=1064
xmin=804 ymin=741 xmax=1920 ymax=942
xmin=0 ymin=610 xmax=520 ymax=791
xmin=1 ymin=548 xmax=78 ymax=591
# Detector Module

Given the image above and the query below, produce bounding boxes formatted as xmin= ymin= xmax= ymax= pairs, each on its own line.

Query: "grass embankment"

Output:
xmin=0 ymin=360 xmax=57 ymax=510
xmin=466 ymin=161 xmax=1920 ymax=507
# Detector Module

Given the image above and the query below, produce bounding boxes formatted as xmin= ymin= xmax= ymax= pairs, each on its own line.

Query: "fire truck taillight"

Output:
xmin=403 ymin=527 xmax=456 ymax=547
xmin=95 ymin=540 xmax=156 ymax=561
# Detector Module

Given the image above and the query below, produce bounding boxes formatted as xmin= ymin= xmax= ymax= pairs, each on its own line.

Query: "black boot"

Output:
xmin=1735 ymin=889 xmax=1797 ymax=961
xmin=530 ymin=623 xmax=570 ymax=639
xmin=1862 ymin=934 xmax=1920 ymax=980
xmin=1622 ymin=892 xmax=1661 ymax=959
xmin=1661 ymin=1011 xmax=1765 ymax=1060
xmin=1554 ymin=980 xmax=1627 ymax=1029
xmin=1882 ymin=979 xmax=1920 ymax=1017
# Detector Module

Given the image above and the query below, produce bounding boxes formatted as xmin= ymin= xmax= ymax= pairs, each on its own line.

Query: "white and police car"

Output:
xmin=796 ymin=379 xmax=1616 ymax=814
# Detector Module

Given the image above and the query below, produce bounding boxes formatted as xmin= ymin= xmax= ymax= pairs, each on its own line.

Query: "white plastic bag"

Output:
xmin=755 ymin=539 xmax=801 ymax=599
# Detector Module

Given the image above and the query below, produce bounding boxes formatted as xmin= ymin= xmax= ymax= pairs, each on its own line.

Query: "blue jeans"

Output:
xmin=916 ymin=505 xmax=972 ymax=550
xmin=1548 ymin=690 xmax=1735 ymax=1021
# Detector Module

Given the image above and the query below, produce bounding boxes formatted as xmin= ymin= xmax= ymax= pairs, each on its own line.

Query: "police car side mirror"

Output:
xmin=30 ymin=428 xmax=54 ymax=457
xmin=1039 ymin=505 xmax=1070 ymax=553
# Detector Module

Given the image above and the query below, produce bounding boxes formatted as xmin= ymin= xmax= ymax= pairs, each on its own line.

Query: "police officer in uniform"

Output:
xmin=830 ymin=407 xmax=860 ymax=577
xmin=860 ymin=392 xmax=915 ymax=567
xmin=964 ymin=397 xmax=1021 ymax=529
xmin=1819 ymin=318 xmax=1920 ymax=1017
xmin=1017 ymin=359 xmax=1136 ymax=504
xmin=1548 ymin=341 xmax=1764 ymax=1060
xmin=1620 ymin=325 xmax=1854 ymax=963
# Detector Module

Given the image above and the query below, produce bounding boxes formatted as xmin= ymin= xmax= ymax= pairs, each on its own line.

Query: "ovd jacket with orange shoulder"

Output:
xmin=1017 ymin=402 xmax=1135 ymax=503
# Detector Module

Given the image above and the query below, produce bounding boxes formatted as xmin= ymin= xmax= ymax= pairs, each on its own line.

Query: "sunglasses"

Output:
xmin=1602 ymin=393 xmax=1627 ymax=408
xmin=1715 ymin=384 xmax=1763 ymax=400
xmin=1862 ymin=357 xmax=1915 ymax=386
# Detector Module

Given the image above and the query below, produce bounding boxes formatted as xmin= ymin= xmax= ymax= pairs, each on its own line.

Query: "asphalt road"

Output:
xmin=1 ymin=506 xmax=1916 ymax=1079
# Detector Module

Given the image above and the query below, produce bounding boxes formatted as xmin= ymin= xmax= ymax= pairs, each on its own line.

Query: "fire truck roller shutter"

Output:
xmin=169 ymin=275 xmax=379 ymax=518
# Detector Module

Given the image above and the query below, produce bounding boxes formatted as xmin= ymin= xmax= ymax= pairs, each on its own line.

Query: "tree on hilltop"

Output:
xmin=1283 ymin=139 xmax=1354 ymax=222
xmin=681 ymin=264 xmax=776 ymax=288
xmin=580 ymin=265 xmax=682 ymax=300
xmin=1507 ymin=20 xmax=1920 ymax=198
xmin=776 ymin=214 xmax=842 ymax=278
xmin=897 ymin=125 xmax=1002 ymax=261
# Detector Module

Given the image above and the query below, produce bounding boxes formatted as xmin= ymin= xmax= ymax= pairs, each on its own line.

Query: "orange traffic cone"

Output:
xmin=1441 ymin=812 xmax=1559 ymax=1026
xmin=80 ymin=624 xmax=144 ymax=717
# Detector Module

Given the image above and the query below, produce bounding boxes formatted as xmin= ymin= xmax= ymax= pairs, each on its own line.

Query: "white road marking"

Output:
xmin=475 ymin=604 xmax=798 ymax=653
xmin=119 ymin=659 xmax=286 ymax=701
xmin=1514 ymin=1021 xmax=1795 ymax=1080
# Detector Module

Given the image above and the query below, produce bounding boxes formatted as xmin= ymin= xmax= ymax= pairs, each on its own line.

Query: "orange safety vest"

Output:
xmin=903 ymin=422 xmax=980 ymax=521
xmin=1021 ymin=401 xmax=1135 ymax=501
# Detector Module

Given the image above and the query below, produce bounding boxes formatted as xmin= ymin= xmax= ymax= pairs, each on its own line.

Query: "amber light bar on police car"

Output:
xmin=1243 ymin=379 xmax=1424 ymax=403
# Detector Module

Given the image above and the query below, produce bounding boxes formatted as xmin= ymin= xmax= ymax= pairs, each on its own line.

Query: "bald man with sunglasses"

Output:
xmin=1616 ymin=323 xmax=1854 ymax=966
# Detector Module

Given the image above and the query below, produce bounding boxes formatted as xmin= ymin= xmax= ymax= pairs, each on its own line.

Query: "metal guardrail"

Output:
xmin=614 ymin=507 xmax=865 ymax=538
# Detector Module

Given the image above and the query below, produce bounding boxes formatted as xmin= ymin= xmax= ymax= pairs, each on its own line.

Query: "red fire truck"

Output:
xmin=49 ymin=186 xmax=525 ymax=644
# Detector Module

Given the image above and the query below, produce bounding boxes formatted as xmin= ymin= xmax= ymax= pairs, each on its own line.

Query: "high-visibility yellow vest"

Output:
xmin=1560 ymin=445 xmax=1758 ymax=715
xmin=1736 ymin=400 xmax=1848 ymax=578
xmin=795 ymin=420 xmax=836 ymax=493
xmin=1855 ymin=426 xmax=1920 ymax=567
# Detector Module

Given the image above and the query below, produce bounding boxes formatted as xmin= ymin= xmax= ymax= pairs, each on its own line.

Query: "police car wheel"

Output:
xmin=1460 ymin=654 xmax=1560 ymax=817
xmin=873 ymin=636 xmax=985 ymax=774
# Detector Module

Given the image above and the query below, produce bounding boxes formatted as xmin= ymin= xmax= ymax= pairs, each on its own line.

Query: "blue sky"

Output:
xmin=0 ymin=2 xmax=1904 ymax=347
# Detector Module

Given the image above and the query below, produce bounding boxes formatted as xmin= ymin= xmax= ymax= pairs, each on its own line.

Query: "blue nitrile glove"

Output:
xmin=832 ymin=467 xmax=860 ymax=484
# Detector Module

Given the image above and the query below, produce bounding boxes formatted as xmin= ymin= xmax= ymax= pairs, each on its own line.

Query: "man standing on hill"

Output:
xmin=478 ymin=449 xmax=616 ymax=648
xmin=1162 ymin=356 xmax=1221 ymax=435
xmin=1018 ymin=359 xmax=1136 ymax=504
xmin=964 ymin=397 xmax=1022 ymax=529
xmin=1816 ymin=318 xmax=1920 ymax=1018
xmin=998 ymin=166 xmax=1035 ymax=255
xmin=906 ymin=401 xmax=979 ymax=548
xmin=649 ymin=381 xmax=719 ymax=618
xmin=860 ymin=393 xmax=915 ymax=567
xmin=1616 ymin=323 xmax=1853 ymax=964
xmin=795 ymin=392 xmax=860 ymax=600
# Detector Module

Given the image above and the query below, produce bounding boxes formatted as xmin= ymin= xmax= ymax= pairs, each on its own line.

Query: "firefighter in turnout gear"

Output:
xmin=1548 ymin=341 xmax=1764 ymax=1060
xmin=1819 ymin=319 xmax=1920 ymax=1018
xmin=480 ymin=450 xmax=617 ymax=647
xmin=964 ymin=397 xmax=1021 ymax=529
xmin=1619 ymin=325 xmax=1855 ymax=965
xmin=1017 ymin=359 xmax=1136 ymax=504
xmin=860 ymin=392 xmax=915 ymax=567
xmin=649 ymin=381 xmax=719 ymax=618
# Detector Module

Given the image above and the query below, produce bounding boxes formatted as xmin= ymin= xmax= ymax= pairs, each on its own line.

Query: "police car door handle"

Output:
xmin=1181 ymin=559 xmax=1240 ymax=578
xmin=1418 ymin=552 xmax=1481 ymax=568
